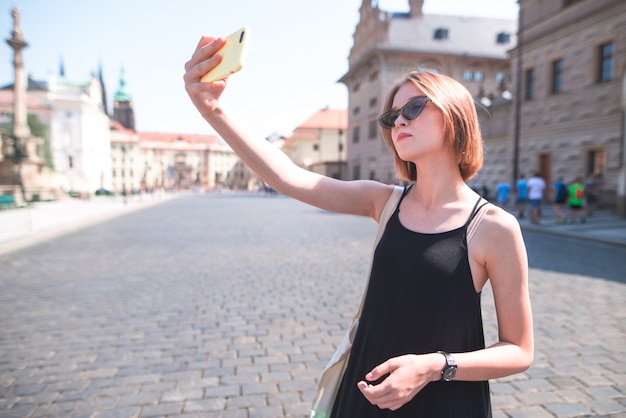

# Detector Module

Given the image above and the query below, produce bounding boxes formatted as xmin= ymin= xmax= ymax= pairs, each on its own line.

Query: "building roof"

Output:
xmin=296 ymin=108 xmax=348 ymax=130
xmin=0 ymin=90 xmax=49 ymax=110
xmin=138 ymin=131 xmax=221 ymax=146
xmin=387 ymin=14 xmax=517 ymax=59
xmin=1 ymin=75 xmax=49 ymax=91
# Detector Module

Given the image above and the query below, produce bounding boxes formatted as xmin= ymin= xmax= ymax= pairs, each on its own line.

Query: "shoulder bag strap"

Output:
xmin=352 ymin=185 xmax=404 ymax=320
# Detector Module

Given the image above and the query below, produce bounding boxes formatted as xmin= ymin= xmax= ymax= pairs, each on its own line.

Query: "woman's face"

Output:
xmin=389 ymin=82 xmax=447 ymax=164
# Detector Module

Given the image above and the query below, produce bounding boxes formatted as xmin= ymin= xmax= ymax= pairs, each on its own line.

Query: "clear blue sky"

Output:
xmin=1 ymin=0 xmax=517 ymax=138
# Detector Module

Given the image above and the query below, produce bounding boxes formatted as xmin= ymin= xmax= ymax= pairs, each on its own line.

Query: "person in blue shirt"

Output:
xmin=496 ymin=179 xmax=512 ymax=209
xmin=553 ymin=178 xmax=567 ymax=223
xmin=515 ymin=174 xmax=528 ymax=218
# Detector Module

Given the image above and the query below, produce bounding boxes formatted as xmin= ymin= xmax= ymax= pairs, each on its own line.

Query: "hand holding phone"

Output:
xmin=201 ymin=26 xmax=250 ymax=83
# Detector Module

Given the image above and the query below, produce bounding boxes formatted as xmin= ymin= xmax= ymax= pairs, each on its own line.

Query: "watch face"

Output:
xmin=442 ymin=366 xmax=457 ymax=381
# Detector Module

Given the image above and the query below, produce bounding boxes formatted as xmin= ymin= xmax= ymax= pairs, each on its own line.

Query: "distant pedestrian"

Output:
xmin=496 ymin=179 xmax=511 ymax=208
xmin=584 ymin=173 xmax=602 ymax=216
xmin=515 ymin=174 xmax=528 ymax=219
xmin=526 ymin=173 xmax=546 ymax=225
xmin=553 ymin=178 xmax=568 ymax=224
xmin=568 ymin=177 xmax=586 ymax=223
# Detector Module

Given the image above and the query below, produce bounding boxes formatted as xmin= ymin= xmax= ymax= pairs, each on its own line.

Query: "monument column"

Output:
xmin=6 ymin=7 xmax=30 ymax=140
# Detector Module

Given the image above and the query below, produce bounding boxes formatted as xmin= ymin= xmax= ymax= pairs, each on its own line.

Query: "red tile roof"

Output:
xmin=138 ymin=131 xmax=220 ymax=145
xmin=297 ymin=108 xmax=347 ymax=130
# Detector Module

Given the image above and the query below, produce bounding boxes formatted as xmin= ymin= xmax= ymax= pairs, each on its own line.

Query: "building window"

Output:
xmin=369 ymin=71 xmax=379 ymax=82
xmin=353 ymin=106 xmax=360 ymax=116
xmin=368 ymin=119 xmax=377 ymax=139
xmin=564 ymin=0 xmax=582 ymax=6
xmin=434 ymin=28 xmax=449 ymax=40
xmin=352 ymin=125 xmax=360 ymax=144
xmin=599 ymin=42 xmax=614 ymax=82
xmin=68 ymin=155 xmax=73 ymax=169
xmin=586 ymin=148 xmax=606 ymax=176
xmin=353 ymin=82 xmax=360 ymax=93
xmin=552 ymin=59 xmax=564 ymax=93
xmin=496 ymin=72 xmax=506 ymax=84
xmin=313 ymin=144 xmax=319 ymax=151
xmin=369 ymin=97 xmax=378 ymax=108
xmin=524 ymin=68 xmax=536 ymax=100
xmin=463 ymin=70 xmax=483 ymax=82
xmin=352 ymin=161 xmax=361 ymax=180
xmin=496 ymin=32 xmax=511 ymax=44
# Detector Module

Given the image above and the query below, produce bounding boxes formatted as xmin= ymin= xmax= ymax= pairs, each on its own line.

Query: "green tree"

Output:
xmin=0 ymin=113 xmax=54 ymax=170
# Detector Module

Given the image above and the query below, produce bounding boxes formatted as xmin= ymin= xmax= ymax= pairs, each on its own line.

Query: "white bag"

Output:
xmin=310 ymin=185 xmax=404 ymax=418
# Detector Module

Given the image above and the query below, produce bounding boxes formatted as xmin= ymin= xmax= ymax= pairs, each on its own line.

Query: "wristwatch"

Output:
xmin=437 ymin=351 xmax=458 ymax=381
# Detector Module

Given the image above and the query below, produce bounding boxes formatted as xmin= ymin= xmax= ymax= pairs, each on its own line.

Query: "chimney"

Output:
xmin=409 ymin=0 xmax=424 ymax=17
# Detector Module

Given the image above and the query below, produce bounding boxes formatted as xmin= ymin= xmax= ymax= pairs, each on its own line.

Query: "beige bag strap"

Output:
xmin=310 ymin=185 xmax=405 ymax=418
xmin=352 ymin=185 xmax=404 ymax=320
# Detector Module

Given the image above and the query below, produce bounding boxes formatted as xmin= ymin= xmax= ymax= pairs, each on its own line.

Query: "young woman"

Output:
xmin=184 ymin=35 xmax=533 ymax=417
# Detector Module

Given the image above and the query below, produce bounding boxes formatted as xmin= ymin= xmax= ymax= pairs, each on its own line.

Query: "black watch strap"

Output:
xmin=437 ymin=351 xmax=458 ymax=381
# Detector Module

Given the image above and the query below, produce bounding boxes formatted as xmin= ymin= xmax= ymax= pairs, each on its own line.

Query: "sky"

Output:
xmin=0 ymin=0 xmax=518 ymax=138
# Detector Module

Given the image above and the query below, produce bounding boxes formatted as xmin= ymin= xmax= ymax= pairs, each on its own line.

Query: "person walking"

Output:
xmin=526 ymin=173 xmax=546 ymax=225
xmin=496 ymin=179 xmax=512 ymax=209
xmin=514 ymin=174 xmax=528 ymax=219
xmin=553 ymin=177 xmax=568 ymax=224
xmin=184 ymin=37 xmax=533 ymax=417
xmin=584 ymin=173 xmax=602 ymax=217
xmin=568 ymin=177 xmax=586 ymax=223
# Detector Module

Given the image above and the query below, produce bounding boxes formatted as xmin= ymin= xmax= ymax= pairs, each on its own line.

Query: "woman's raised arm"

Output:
xmin=184 ymin=35 xmax=393 ymax=220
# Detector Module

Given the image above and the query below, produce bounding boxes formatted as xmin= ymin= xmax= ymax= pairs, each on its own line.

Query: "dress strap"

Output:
xmin=466 ymin=197 xmax=490 ymax=244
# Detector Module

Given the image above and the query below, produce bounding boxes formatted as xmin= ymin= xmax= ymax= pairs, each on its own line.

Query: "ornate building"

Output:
xmin=476 ymin=0 xmax=626 ymax=214
xmin=340 ymin=0 xmax=516 ymax=183
xmin=109 ymin=75 xmax=248 ymax=193
xmin=342 ymin=0 xmax=626 ymax=214
xmin=282 ymin=108 xmax=347 ymax=180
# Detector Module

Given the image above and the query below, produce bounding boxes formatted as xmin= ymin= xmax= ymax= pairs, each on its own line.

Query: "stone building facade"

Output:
xmin=110 ymin=127 xmax=243 ymax=193
xmin=340 ymin=0 xmax=516 ymax=184
xmin=282 ymin=108 xmax=347 ymax=180
xmin=342 ymin=0 xmax=626 ymax=214
xmin=476 ymin=0 xmax=626 ymax=214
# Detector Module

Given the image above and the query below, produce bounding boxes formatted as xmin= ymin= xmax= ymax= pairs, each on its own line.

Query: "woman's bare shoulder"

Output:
xmin=473 ymin=203 xmax=524 ymax=245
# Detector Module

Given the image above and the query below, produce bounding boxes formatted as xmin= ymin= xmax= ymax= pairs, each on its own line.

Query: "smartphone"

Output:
xmin=201 ymin=26 xmax=251 ymax=83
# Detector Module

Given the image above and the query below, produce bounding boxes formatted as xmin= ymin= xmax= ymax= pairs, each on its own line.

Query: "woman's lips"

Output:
xmin=396 ymin=132 xmax=411 ymax=142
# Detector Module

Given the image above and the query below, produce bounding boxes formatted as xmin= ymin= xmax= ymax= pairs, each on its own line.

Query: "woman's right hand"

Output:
xmin=183 ymin=36 xmax=228 ymax=119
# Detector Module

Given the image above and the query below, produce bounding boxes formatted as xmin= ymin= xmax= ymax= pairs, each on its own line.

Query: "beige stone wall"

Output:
xmin=476 ymin=0 xmax=626 ymax=205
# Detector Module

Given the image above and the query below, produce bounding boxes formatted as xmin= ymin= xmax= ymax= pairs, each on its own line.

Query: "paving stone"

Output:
xmin=549 ymin=403 xmax=595 ymax=417
xmin=0 ymin=195 xmax=625 ymax=417
xmin=505 ymin=405 xmax=554 ymax=418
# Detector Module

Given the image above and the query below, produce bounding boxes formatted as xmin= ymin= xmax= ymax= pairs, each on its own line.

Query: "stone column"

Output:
xmin=6 ymin=7 xmax=30 ymax=140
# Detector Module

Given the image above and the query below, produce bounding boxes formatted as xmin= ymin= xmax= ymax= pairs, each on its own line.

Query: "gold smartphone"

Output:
xmin=201 ymin=26 xmax=250 ymax=83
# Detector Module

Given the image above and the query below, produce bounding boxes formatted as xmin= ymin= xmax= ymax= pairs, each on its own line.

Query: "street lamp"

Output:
xmin=512 ymin=7 xmax=524 ymax=187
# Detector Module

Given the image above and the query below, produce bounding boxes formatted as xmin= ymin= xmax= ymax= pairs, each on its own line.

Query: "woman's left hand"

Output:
xmin=357 ymin=353 xmax=443 ymax=411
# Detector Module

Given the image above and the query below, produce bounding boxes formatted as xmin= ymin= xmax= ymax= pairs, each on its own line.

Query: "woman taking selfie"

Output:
xmin=184 ymin=35 xmax=533 ymax=417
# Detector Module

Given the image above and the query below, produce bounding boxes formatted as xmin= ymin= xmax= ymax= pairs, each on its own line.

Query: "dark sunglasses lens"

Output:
xmin=378 ymin=97 xmax=428 ymax=129
xmin=404 ymin=99 xmax=427 ymax=120
xmin=378 ymin=111 xmax=398 ymax=129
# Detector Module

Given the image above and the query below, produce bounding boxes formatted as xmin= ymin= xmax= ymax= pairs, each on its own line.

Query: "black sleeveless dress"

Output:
xmin=331 ymin=187 xmax=492 ymax=417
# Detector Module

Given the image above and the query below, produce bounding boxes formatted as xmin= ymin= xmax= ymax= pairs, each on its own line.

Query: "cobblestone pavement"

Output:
xmin=0 ymin=194 xmax=625 ymax=417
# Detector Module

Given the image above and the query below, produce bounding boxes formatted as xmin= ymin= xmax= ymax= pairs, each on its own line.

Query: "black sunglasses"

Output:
xmin=378 ymin=96 xmax=431 ymax=129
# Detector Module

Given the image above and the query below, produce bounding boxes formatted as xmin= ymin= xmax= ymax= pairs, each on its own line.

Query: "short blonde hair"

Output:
xmin=381 ymin=71 xmax=483 ymax=182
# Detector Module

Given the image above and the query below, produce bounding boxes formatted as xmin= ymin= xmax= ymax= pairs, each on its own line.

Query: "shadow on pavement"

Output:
xmin=523 ymin=229 xmax=626 ymax=284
